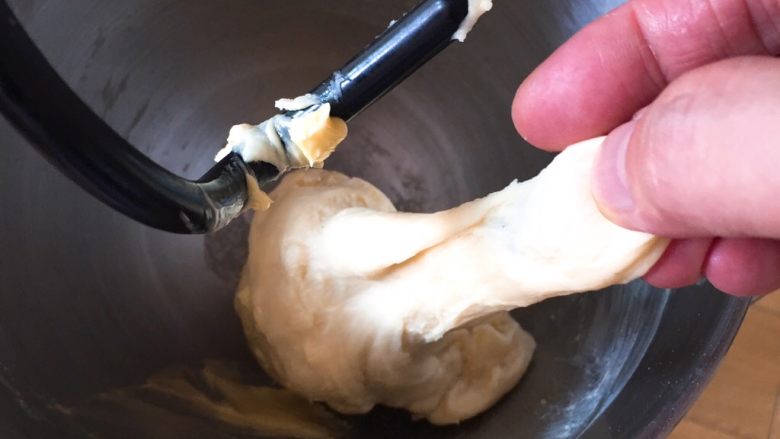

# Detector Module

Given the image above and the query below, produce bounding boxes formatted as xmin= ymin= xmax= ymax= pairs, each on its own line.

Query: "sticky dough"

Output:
xmin=452 ymin=0 xmax=493 ymax=42
xmin=215 ymin=97 xmax=348 ymax=213
xmin=215 ymin=101 xmax=347 ymax=173
xmin=234 ymin=137 xmax=669 ymax=424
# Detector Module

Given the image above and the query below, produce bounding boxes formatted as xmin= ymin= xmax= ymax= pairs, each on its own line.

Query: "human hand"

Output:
xmin=512 ymin=0 xmax=780 ymax=296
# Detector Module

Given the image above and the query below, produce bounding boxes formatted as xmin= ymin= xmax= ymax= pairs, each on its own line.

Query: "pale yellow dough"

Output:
xmin=234 ymin=137 xmax=669 ymax=424
xmin=453 ymin=0 xmax=494 ymax=42
xmin=215 ymin=104 xmax=347 ymax=172
xmin=215 ymin=100 xmax=347 ymax=212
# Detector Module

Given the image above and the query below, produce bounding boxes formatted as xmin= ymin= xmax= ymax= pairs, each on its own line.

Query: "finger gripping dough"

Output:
xmin=234 ymin=137 xmax=669 ymax=424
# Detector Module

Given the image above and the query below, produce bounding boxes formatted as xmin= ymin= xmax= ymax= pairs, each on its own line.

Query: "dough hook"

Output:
xmin=0 ymin=0 xmax=471 ymax=233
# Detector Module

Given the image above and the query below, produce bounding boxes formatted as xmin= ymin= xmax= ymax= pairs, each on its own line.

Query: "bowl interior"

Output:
xmin=0 ymin=1 xmax=748 ymax=438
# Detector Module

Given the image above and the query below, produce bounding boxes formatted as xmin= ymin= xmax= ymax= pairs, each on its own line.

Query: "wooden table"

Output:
xmin=670 ymin=292 xmax=780 ymax=439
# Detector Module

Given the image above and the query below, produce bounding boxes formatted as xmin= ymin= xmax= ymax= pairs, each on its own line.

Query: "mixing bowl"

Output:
xmin=0 ymin=0 xmax=750 ymax=438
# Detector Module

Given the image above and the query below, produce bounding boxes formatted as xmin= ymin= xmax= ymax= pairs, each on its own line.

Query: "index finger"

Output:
xmin=512 ymin=0 xmax=780 ymax=151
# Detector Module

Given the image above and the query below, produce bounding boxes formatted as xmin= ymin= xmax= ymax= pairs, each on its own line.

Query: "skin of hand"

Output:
xmin=512 ymin=0 xmax=780 ymax=296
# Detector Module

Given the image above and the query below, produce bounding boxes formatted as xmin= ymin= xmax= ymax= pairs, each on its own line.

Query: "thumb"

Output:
xmin=592 ymin=56 xmax=780 ymax=239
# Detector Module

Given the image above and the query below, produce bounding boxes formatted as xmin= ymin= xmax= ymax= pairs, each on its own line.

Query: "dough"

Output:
xmin=453 ymin=0 xmax=494 ymax=42
xmin=275 ymin=94 xmax=321 ymax=111
xmin=215 ymin=97 xmax=348 ymax=213
xmin=215 ymin=102 xmax=347 ymax=172
xmin=234 ymin=137 xmax=669 ymax=424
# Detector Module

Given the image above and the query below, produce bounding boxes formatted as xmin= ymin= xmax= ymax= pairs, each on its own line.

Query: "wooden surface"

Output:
xmin=669 ymin=291 xmax=780 ymax=439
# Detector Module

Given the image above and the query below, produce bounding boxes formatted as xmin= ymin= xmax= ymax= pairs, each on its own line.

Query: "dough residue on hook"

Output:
xmin=215 ymin=103 xmax=347 ymax=172
xmin=214 ymin=95 xmax=348 ymax=211
xmin=452 ymin=0 xmax=494 ymax=42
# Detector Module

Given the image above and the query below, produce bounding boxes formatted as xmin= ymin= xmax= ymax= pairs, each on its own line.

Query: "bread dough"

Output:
xmin=215 ymin=102 xmax=347 ymax=172
xmin=275 ymin=94 xmax=321 ymax=111
xmin=215 ymin=97 xmax=347 ymax=213
xmin=453 ymin=0 xmax=494 ymax=42
xmin=234 ymin=137 xmax=669 ymax=424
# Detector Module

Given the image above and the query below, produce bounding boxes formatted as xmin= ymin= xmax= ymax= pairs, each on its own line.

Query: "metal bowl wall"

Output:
xmin=0 ymin=1 xmax=749 ymax=438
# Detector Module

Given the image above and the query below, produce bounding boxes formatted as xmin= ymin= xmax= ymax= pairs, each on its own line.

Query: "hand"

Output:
xmin=512 ymin=0 xmax=780 ymax=296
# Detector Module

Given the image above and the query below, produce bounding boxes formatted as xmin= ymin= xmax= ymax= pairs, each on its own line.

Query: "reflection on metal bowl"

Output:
xmin=0 ymin=1 xmax=748 ymax=438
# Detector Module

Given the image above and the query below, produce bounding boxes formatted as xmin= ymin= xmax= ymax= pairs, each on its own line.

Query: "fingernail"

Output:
xmin=592 ymin=121 xmax=637 ymax=222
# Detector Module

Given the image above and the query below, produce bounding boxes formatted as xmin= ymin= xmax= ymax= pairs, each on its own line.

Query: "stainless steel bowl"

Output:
xmin=0 ymin=1 xmax=749 ymax=438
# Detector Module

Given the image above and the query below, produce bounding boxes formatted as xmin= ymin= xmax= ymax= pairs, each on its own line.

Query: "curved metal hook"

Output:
xmin=0 ymin=0 xmax=468 ymax=234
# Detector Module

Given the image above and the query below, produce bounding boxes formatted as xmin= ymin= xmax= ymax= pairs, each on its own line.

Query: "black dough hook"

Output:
xmin=0 ymin=0 xmax=470 ymax=234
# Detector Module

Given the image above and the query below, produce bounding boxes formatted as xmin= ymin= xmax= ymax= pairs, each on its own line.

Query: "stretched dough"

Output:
xmin=235 ymin=137 xmax=668 ymax=424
